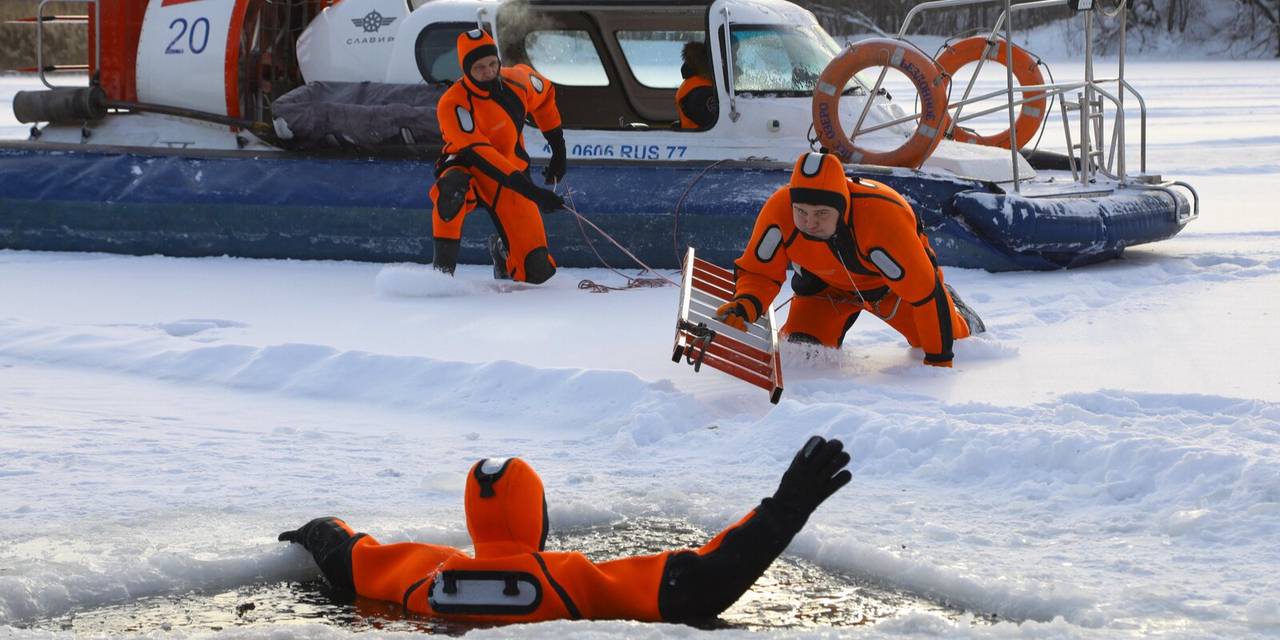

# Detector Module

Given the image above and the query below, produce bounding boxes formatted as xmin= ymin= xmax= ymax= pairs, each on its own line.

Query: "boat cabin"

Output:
xmin=20 ymin=0 xmax=1027 ymax=180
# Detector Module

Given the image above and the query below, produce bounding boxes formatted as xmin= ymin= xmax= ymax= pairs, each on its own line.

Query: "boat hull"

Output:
xmin=0 ymin=143 xmax=1191 ymax=272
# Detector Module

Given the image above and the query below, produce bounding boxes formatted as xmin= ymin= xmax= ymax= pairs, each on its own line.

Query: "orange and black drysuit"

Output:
xmin=675 ymin=42 xmax=717 ymax=130
xmin=278 ymin=437 xmax=853 ymax=624
xmin=430 ymin=29 xmax=567 ymax=283
xmin=723 ymin=152 xmax=978 ymax=367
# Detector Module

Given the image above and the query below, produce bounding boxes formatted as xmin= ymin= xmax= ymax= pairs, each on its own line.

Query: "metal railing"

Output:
xmin=845 ymin=0 xmax=1157 ymax=192
xmin=34 ymin=0 xmax=99 ymax=90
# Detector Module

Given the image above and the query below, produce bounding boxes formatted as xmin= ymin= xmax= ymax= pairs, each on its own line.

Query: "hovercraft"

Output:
xmin=0 ymin=0 xmax=1196 ymax=271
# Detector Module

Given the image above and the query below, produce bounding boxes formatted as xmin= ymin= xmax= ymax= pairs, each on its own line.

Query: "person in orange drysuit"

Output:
xmin=430 ymin=28 xmax=568 ymax=283
xmin=675 ymin=42 xmax=717 ymax=130
xmin=716 ymin=151 xmax=986 ymax=367
xmin=278 ymin=436 xmax=851 ymax=624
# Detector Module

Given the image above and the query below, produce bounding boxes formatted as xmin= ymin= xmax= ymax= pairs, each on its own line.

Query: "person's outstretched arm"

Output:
xmin=657 ymin=436 xmax=852 ymax=621
xmin=278 ymin=517 xmax=463 ymax=607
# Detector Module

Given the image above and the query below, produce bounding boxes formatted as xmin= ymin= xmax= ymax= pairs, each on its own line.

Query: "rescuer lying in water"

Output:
xmin=278 ymin=435 xmax=851 ymax=624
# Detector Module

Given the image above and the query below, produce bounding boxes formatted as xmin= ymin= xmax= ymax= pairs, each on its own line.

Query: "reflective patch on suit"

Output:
xmin=868 ymin=248 xmax=903 ymax=280
xmin=429 ymin=571 xmax=543 ymax=615
xmin=480 ymin=458 xmax=508 ymax=474
xmin=800 ymin=153 xmax=823 ymax=177
xmin=456 ymin=106 xmax=475 ymax=133
xmin=473 ymin=457 xmax=512 ymax=497
xmin=755 ymin=225 xmax=784 ymax=262
xmin=466 ymin=29 xmax=485 ymax=40
xmin=530 ymin=74 xmax=544 ymax=93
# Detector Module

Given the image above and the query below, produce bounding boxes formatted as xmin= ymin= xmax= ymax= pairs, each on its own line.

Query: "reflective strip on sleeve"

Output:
xmin=530 ymin=74 xmax=544 ymax=93
xmin=755 ymin=225 xmax=784 ymax=262
xmin=868 ymin=248 xmax=903 ymax=280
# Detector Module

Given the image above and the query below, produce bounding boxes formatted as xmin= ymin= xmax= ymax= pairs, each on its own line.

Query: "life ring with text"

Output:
xmin=935 ymin=36 xmax=1047 ymax=149
xmin=811 ymin=38 xmax=950 ymax=169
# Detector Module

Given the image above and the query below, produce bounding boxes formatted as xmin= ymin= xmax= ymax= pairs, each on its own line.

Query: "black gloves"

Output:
xmin=542 ymin=127 xmax=567 ymax=185
xmin=278 ymin=516 xmax=347 ymax=549
xmin=531 ymin=186 xmax=565 ymax=212
xmin=771 ymin=436 xmax=852 ymax=517
xmin=278 ymin=517 xmax=360 ymax=593
xmin=510 ymin=172 xmax=566 ymax=212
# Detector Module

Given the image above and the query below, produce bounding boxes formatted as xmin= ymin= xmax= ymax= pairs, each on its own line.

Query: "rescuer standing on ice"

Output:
xmin=279 ymin=435 xmax=851 ymax=624
xmin=430 ymin=29 xmax=568 ymax=283
xmin=717 ymin=151 xmax=985 ymax=367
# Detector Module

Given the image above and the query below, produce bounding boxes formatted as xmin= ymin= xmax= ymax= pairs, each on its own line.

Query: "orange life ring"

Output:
xmin=811 ymin=38 xmax=950 ymax=169
xmin=935 ymin=36 xmax=1047 ymax=149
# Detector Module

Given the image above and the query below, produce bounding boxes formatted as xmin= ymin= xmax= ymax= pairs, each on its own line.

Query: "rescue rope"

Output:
xmin=832 ymin=251 xmax=873 ymax=313
xmin=671 ymin=159 xmax=730 ymax=266
xmin=560 ymin=186 xmax=678 ymax=293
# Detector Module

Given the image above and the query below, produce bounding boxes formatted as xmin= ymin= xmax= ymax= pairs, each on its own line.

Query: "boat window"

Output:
xmin=525 ymin=30 xmax=610 ymax=87
xmin=414 ymin=23 xmax=475 ymax=84
xmin=615 ymin=31 xmax=705 ymax=89
xmin=728 ymin=24 xmax=840 ymax=95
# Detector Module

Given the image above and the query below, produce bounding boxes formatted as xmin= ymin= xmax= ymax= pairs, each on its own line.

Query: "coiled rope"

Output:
xmin=560 ymin=185 xmax=677 ymax=293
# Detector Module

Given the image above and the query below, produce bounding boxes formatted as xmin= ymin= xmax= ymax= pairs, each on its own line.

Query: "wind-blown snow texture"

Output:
xmin=2 ymin=59 xmax=1280 ymax=639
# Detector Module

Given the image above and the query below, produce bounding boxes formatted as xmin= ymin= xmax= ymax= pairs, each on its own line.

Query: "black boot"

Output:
xmin=488 ymin=234 xmax=511 ymax=280
xmin=433 ymin=238 xmax=460 ymax=275
xmin=945 ymin=283 xmax=986 ymax=334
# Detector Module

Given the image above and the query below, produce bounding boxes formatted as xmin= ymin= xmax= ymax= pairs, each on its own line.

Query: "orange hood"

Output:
xmin=456 ymin=28 xmax=500 ymax=95
xmin=788 ymin=151 xmax=850 ymax=216
xmin=465 ymin=457 xmax=549 ymax=558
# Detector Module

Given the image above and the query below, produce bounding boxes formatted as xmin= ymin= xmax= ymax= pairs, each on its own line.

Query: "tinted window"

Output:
xmin=415 ymin=23 xmax=473 ymax=83
xmin=525 ymin=30 xmax=609 ymax=87
xmin=616 ymin=30 xmax=705 ymax=89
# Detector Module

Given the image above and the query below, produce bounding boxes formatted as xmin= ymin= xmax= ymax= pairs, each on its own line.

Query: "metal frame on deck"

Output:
xmin=839 ymin=0 xmax=1197 ymax=215
xmin=32 ymin=0 xmax=98 ymax=89
xmin=672 ymin=248 xmax=783 ymax=403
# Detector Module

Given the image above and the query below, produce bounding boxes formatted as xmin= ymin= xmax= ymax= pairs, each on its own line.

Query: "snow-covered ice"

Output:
xmin=2 ymin=57 xmax=1280 ymax=639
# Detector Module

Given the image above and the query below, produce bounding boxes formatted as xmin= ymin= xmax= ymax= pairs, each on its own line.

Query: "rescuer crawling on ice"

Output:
xmin=430 ymin=28 xmax=568 ymax=283
xmin=717 ymin=151 xmax=986 ymax=367
xmin=279 ymin=436 xmax=851 ymax=624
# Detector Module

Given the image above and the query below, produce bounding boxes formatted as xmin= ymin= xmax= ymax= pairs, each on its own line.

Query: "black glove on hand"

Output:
xmin=278 ymin=517 xmax=347 ymax=551
xmin=509 ymin=172 xmax=566 ymax=212
xmin=771 ymin=436 xmax=852 ymax=517
xmin=542 ymin=127 xmax=567 ymax=185
xmin=532 ymin=186 xmax=565 ymax=212
xmin=278 ymin=517 xmax=360 ymax=593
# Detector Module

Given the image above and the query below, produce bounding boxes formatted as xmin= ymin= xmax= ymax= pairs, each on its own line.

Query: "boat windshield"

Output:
xmin=728 ymin=23 xmax=841 ymax=95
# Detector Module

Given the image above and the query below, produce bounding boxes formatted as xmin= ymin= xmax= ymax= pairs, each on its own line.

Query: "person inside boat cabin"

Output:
xmin=279 ymin=435 xmax=851 ymax=624
xmin=431 ymin=28 xmax=568 ymax=283
xmin=716 ymin=151 xmax=986 ymax=367
xmin=675 ymin=42 xmax=718 ymax=130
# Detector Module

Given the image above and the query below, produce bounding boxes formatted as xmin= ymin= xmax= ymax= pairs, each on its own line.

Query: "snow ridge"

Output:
xmin=0 ymin=318 xmax=708 ymax=438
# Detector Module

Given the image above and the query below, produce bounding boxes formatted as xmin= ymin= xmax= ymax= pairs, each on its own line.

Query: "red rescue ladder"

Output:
xmin=672 ymin=248 xmax=784 ymax=404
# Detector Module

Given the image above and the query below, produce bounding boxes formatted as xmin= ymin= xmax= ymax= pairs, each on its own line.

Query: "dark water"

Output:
xmin=27 ymin=518 xmax=994 ymax=634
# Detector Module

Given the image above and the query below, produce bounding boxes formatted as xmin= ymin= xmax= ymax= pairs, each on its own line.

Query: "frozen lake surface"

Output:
xmin=2 ymin=57 xmax=1280 ymax=639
